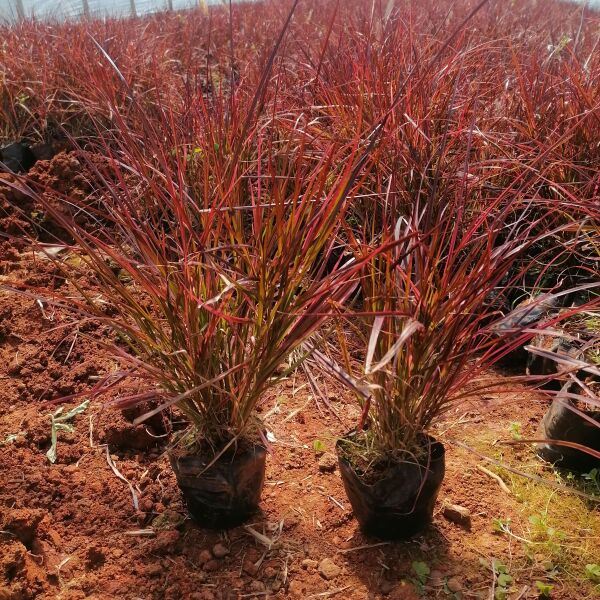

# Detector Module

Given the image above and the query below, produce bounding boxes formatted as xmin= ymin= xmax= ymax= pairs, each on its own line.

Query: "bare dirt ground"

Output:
xmin=1 ymin=156 xmax=599 ymax=600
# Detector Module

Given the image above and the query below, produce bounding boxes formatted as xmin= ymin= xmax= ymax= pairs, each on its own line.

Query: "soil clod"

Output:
xmin=442 ymin=502 xmax=472 ymax=530
xmin=318 ymin=557 xmax=341 ymax=580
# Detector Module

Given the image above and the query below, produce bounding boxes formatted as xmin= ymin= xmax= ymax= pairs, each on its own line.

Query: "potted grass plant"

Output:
xmin=5 ymin=3 xmax=374 ymax=528
xmin=315 ymin=147 xmax=596 ymax=539
xmin=12 ymin=114 xmax=368 ymax=528
xmin=28 ymin=118 xmax=372 ymax=527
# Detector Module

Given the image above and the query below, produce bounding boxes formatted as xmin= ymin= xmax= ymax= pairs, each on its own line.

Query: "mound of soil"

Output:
xmin=0 ymin=151 xmax=111 ymax=255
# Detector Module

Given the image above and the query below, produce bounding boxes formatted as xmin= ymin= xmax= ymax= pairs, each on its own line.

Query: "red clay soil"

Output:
xmin=1 ymin=158 xmax=599 ymax=600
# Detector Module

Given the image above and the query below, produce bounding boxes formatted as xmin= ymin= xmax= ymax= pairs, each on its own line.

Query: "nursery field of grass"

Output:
xmin=0 ymin=0 xmax=599 ymax=599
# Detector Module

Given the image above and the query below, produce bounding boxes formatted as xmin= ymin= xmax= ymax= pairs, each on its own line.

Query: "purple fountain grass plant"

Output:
xmin=321 ymin=134 xmax=599 ymax=461
xmin=2 ymin=0 xmax=380 ymax=451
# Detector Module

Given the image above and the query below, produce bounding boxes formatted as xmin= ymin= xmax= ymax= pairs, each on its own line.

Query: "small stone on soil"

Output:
xmin=263 ymin=565 xmax=277 ymax=578
xmin=143 ymin=563 xmax=163 ymax=577
xmin=318 ymin=557 xmax=341 ymax=580
xmin=212 ymin=542 xmax=229 ymax=558
xmin=442 ymin=502 xmax=472 ymax=530
xmin=318 ymin=452 xmax=337 ymax=473
xmin=301 ymin=558 xmax=318 ymax=570
xmin=198 ymin=549 xmax=212 ymax=566
xmin=447 ymin=577 xmax=463 ymax=593
xmin=140 ymin=498 xmax=154 ymax=512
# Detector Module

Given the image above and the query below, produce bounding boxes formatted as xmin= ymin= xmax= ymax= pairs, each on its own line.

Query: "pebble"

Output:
xmin=318 ymin=557 xmax=341 ymax=580
xmin=447 ymin=577 xmax=463 ymax=593
xmin=263 ymin=565 xmax=277 ymax=578
xmin=143 ymin=563 xmax=163 ymax=577
xmin=442 ymin=502 xmax=472 ymax=530
xmin=152 ymin=530 xmax=180 ymax=554
xmin=301 ymin=559 xmax=318 ymax=570
xmin=198 ymin=549 xmax=212 ymax=566
xmin=318 ymin=452 xmax=338 ymax=473
xmin=212 ymin=542 xmax=230 ymax=558
xmin=283 ymin=516 xmax=299 ymax=530
xmin=244 ymin=547 xmax=261 ymax=562
xmin=140 ymin=498 xmax=154 ymax=512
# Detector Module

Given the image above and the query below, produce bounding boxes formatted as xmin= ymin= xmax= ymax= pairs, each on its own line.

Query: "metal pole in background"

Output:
xmin=167 ymin=0 xmax=174 ymax=10
xmin=82 ymin=0 xmax=90 ymax=18
xmin=15 ymin=0 xmax=26 ymax=20
xmin=130 ymin=0 xmax=137 ymax=17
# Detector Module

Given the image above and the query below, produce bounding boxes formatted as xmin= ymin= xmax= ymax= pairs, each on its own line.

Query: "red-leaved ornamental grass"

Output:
xmin=2 ymin=0 xmax=597 ymax=458
xmin=5 ymin=0 xmax=381 ymax=457
xmin=300 ymin=8 xmax=600 ymax=466
xmin=1 ymin=0 xmax=599 ymax=534
xmin=307 ymin=116 xmax=599 ymax=537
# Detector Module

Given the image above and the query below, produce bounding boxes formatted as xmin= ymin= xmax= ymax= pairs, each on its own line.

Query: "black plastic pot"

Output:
xmin=537 ymin=385 xmax=600 ymax=472
xmin=337 ymin=434 xmax=445 ymax=540
xmin=0 ymin=142 xmax=37 ymax=173
xmin=169 ymin=442 xmax=266 ymax=529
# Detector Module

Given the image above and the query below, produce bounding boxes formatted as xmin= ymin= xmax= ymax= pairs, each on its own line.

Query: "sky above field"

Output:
xmin=0 ymin=0 xmax=597 ymax=22
xmin=0 ymin=0 xmax=235 ymax=20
